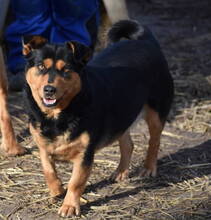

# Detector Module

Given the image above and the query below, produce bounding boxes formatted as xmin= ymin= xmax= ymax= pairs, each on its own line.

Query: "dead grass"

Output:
xmin=0 ymin=113 xmax=210 ymax=219
xmin=0 ymin=0 xmax=211 ymax=219
xmin=172 ymin=74 xmax=211 ymax=134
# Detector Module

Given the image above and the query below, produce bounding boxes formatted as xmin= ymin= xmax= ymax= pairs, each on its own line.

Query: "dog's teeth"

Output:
xmin=43 ymin=98 xmax=56 ymax=105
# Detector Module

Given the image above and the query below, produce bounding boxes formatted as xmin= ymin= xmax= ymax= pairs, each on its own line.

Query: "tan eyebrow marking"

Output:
xmin=43 ymin=58 xmax=53 ymax=69
xmin=56 ymin=60 xmax=66 ymax=71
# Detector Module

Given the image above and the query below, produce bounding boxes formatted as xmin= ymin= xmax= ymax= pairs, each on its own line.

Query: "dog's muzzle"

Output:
xmin=43 ymin=85 xmax=57 ymax=106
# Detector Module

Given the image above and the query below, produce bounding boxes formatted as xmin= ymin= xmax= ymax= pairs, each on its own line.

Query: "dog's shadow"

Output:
xmin=83 ymin=139 xmax=211 ymax=212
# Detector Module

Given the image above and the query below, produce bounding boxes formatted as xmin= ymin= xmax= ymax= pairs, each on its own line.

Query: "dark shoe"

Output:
xmin=8 ymin=73 xmax=24 ymax=92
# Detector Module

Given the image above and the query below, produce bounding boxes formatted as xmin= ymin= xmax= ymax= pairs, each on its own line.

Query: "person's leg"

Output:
xmin=50 ymin=0 xmax=99 ymax=48
xmin=102 ymin=0 xmax=129 ymax=24
xmin=5 ymin=0 xmax=51 ymax=76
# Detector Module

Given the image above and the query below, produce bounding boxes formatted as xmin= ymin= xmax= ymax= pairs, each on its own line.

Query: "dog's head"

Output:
xmin=23 ymin=36 xmax=91 ymax=117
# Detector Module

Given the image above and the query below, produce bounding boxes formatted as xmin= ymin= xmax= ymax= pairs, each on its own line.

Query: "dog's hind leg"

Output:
xmin=0 ymin=49 xmax=25 ymax=155
xmin=140 ymin=105 xmax=164 ymax=177
xmin=111 ymin=130 xmax=134 ymax=182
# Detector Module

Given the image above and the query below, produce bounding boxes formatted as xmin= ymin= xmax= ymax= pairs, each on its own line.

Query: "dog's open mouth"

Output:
xmin=42 ymin=92 xmax=67 ymax=108
xmin=42 ymin=98 xmax=57 ymax=107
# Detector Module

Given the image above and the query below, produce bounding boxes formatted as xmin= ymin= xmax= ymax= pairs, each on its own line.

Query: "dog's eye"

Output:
xmin=37 ymin=64 xmax=46 ymax=71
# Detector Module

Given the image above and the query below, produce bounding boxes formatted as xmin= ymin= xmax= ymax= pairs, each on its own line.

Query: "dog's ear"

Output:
xmin=66 ymin=41 xmax=92 ymax=67
xmin=22 ymin=35 xmax=48 ymax=56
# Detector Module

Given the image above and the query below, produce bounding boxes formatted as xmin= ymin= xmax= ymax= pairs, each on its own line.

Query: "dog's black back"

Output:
xmin=86 ymin=20 xmax=174 ymax=126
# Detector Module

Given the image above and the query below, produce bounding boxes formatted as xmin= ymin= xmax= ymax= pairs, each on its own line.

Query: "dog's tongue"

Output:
xmin=43 ymin=98 xmax=56 ymax=105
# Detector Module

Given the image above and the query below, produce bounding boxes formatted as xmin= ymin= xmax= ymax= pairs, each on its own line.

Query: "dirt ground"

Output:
xmin=0 ymin=0 xmax=211 ymax=219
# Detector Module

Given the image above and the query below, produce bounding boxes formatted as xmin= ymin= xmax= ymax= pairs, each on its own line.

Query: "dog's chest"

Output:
xmin=52 ymin=132 xmax=90 ymax=161
xmin=30 ymin=124 xmax=90 ymax=161
xmin=47 ymin=132 xmax=80 ymax=161
xmin=50 ymin=131 xmax=71 ymax=151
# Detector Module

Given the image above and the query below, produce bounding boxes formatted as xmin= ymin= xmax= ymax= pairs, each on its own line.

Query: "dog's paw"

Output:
xmin=58 ymin=203 xmax=80 ymax=217
xmin=111 ymin=169 xmax=129 ymax=182
xmin=49 ymin=189 xmax=66 ymax=204
xmin=1 ymin=143 xmax=26 ymax=156
xmin=50 ymin=186 xmax=66 ymax=198
xmin=140 ymin=166 xmax=157 ymax=177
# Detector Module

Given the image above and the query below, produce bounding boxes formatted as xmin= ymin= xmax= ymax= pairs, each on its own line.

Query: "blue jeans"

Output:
xmin=5 ymin=0 xmax=99 ymax=74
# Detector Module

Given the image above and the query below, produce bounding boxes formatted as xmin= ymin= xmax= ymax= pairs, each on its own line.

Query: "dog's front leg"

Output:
xmin=58 ymin=155 xmax=92 ymax=217
xmin=39 ymin=148 xmax=65 ymax=197
xmin=30 ymin=123 xmax=65 ymax=197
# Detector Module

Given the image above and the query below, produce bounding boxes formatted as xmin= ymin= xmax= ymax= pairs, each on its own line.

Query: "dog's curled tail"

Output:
xmin=107 ymin=20 xmax=145 ymax=43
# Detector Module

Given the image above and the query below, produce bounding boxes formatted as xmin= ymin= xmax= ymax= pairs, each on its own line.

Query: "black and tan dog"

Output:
xmin=0 ymin=48 xmax=25 ymax=156
xmin=23 ymin=20 xmax=174 ymax=217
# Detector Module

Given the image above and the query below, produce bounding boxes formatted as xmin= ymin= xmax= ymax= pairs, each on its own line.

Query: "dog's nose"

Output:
xmin=44 ymin=85 xmax=56 ymax=96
